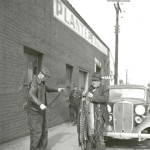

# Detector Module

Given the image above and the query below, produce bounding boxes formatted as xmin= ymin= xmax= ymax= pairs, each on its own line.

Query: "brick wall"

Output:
xmin=0 ymin=0 xmax=109 ymax=143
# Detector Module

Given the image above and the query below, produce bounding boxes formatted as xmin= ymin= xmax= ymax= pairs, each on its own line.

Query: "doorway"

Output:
xmin=79 ymin=69 xmax=88 ymax=91
xmin=23 ymin=47 xmax=43 ymax=103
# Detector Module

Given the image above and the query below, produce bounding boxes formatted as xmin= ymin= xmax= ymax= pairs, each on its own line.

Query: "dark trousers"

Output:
xmin=95 ymin=111 xmax=105 ymax=150
xmin=27 ymin=110 xmax=48 ymax=150
xmin=69 ymin=106 xmax=79 ymax=123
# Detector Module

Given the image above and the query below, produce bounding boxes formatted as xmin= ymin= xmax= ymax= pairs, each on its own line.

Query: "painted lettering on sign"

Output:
xmin=53 ymin=0 xmax=108 ymax=55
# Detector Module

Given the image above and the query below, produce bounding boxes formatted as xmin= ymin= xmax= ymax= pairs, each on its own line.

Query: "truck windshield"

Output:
xmin=109 ymin=88 xmax=145 ymax=100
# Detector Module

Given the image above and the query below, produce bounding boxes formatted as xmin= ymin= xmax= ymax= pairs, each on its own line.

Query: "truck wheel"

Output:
xmin=144 ymin=139 xmax=150 ymax=147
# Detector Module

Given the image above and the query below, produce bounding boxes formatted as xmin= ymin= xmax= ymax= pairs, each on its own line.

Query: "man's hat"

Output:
xmin=92 ymin=72 xmax=102 ymax=81
xmin=41 ymin=67 xmax=51 ymax=77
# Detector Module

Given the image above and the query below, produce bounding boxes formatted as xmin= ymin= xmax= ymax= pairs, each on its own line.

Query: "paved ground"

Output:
xmin=0 ymin=122 xmax=149 ymax=150
xmin=0 ymin=122 xmax=80 ymax=150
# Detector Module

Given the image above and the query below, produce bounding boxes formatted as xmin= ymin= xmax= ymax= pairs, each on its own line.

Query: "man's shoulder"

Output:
xmin=70 ymin=90 xmax=74 ymax=93
xmin=98 ymin=84 xmax=108 ymax=91
xmin=69 ymin=90 xmax=74 ymax=95
xmin=30 ymin=76 xmax=41 ymax=88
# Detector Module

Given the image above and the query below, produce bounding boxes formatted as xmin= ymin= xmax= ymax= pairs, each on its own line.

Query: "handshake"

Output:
xmin=82 ymin=91 xmax=93 ymax=98
xmin=87 ymin=92 xmax=93 ymax=98
xmin=58 ymin=88 xmax=66 ymax=92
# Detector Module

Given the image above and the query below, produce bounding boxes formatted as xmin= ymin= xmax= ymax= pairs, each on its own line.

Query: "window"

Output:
xmin=66 ymin=64 xmax=73 ymax=88
xmin=95 ymin=57 xmax=101 ymax=73
xmin=109 ymin=88 xmax=145 ymax=100
xmin=96 ymin=64 xmax=101 ymax=73
xmin=79 ymin=69 xmax=88 ymax=91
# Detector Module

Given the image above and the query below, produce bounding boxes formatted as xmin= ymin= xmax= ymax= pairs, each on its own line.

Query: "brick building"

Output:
xmin=0 ymin=0 xmax=110 ymax=143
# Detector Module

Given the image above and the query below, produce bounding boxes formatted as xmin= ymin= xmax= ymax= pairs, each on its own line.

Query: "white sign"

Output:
xmin=101 ymin=75 xmax=114 ymax=80
xmin=53 ymin=0 xmax=108 ymax=55
xmin=107 ymin=0 xmax=130 ymax=2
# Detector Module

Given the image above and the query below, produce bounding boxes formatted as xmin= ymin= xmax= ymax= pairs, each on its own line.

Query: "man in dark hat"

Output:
xmin=86 ymin=72 xmax=109 ymax=150
xmin=27 ymin=66 xmax=65 ymax=150
xmin=69 ymin=83 xmax=82 ymax=125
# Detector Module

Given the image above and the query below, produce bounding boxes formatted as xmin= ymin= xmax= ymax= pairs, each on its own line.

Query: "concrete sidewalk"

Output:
xmin=0 ymin=122 xmax=80 ymax=150
xmin=1 ymin=123 xmax=146 ymax=150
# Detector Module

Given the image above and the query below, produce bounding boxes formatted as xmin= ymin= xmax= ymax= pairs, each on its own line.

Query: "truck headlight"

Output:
xmin=107 ymin=105 xmax=112 ymax=113
xmin=135 ymin=105 xmax=145 ymax=115
xmin=109 ymin=116 xmax=112 ymax=122
xmin=135 ymin=116 xmax=142 ymax=124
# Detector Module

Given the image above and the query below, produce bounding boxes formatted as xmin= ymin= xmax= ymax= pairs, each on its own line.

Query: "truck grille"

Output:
xmin=113 ymin=101 xmax=133 ymax=133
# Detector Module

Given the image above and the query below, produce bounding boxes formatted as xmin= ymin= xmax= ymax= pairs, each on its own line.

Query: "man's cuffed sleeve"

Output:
xmin=29 ymin=81 xmax=42 ymax=106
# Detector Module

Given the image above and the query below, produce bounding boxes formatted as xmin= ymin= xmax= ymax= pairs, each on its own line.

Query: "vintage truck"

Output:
xmin=78 ymin=84 xmax=150 ymax=150
xmin=104 ymin=84 xmax=150 ymax=143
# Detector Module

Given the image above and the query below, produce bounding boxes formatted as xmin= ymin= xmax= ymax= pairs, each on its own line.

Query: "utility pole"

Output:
xmin=107 ymin=0 xmax=130 ymax=85
xmin=126 ymin=69 xmax=128 ymax=84
xmin=114 ymin=2 xmax=121 ymax=85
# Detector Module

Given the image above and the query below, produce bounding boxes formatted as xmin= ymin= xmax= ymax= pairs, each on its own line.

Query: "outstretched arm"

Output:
xmin=46 ymin=86 xmax=65 ymax=92
xmin=46 ymin=85 xmax=58 ymax=92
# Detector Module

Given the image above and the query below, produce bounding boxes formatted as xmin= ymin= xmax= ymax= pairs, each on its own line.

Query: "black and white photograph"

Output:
xmin=0 ymin=0 xmax=150 ymax=150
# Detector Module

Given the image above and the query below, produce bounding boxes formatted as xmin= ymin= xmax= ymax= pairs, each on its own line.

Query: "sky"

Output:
xmin=67 ymin=0 xmax=150 ymax=86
